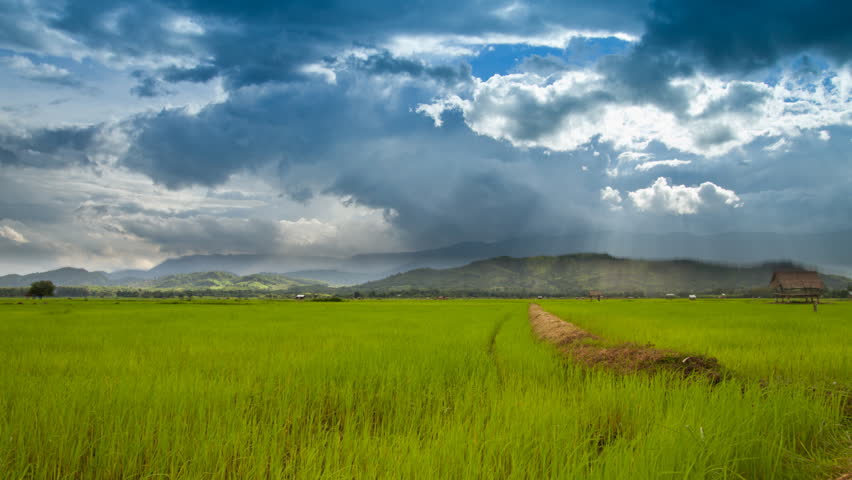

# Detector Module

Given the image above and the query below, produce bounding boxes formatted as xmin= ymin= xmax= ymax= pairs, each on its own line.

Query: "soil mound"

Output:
xmin=529 ymin=304 xmax=722 ymax=382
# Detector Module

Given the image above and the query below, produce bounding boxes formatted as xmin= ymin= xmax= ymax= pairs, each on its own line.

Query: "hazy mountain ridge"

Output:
xmin=113 ymin=231 xmax=852 ymax=280
xmin=0 ymin=267 xmax=111 ymax=287
xmin=356 ymin=254 xmax=852 ymax=295
xmin=3 ymin=230 xmax=852 ymax=292
xmin=2 ymin=254 xmax=850 ymax=295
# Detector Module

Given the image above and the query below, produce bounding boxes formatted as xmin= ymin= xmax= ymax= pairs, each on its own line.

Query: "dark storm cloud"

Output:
xmin=160 ymin=64 xmax=219 ymax=83
xmin=698 ymin=83 xmax=770 ymax=118
xmin=118 ymin=73 xmax=594 ymax=247
xmin=596 ymin=49 xmax=693 ymax=114
xmin=0 ymin=147 xmax=16 ymax=163
xmin=0 ymin=0 xmax=651 ymax=92
xmin=122 ymin=106 xmax=271 ymax=188
xmin=165 ymin=0 xmax=650 ymax=37
xmin=0 ymin=125 xmax=100 ymax=168
xmin=130 ymin=71 xmax=175 ymax=98
xmin=537 ymin=0 xmax=852 ymax=120
xmin=46 ymin=0 xmax=196 ymax=57
xmin=515 ymin=54 xmax=570 ymax=76
xmin=694 ymin=125 xmax=736 ymax=148
xmin=116 ymin=214 xmax=285 ymax=255
xmin=641 ymin=0 xmax=852 ymax=73
xmin=489 ymin=90 xmax=616 ymax=142
xmin=350 ymin=52 xmax=472 ymax=86
xmin=27 ymin=126 xmax=98 ymax=152
xmin=282 ymin=185 xmax=314 ymax=204
xmin=121 ymin=61 xmax=480 ymax=189
xmin=121 ymin=80 xmax=350 ymax=188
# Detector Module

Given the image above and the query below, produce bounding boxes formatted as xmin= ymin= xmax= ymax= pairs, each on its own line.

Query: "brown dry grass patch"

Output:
xmin=529 ymin=304 xmax=722 ymax=382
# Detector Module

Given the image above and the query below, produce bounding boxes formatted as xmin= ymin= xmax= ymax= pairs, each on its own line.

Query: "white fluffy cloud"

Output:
xmin=628 ymin=177 xmax=742 ymax=215
xmin=634 ymin=159 xmax=691 ymax=171
xmin=599 ymin=186 xmax=623 ymax=211
xmin=418 ymin=64 xmax=852 ymax=157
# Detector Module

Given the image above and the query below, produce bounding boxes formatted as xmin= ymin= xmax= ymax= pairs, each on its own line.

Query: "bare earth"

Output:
xmin=528 ymin=303 xmax=723 ymax=382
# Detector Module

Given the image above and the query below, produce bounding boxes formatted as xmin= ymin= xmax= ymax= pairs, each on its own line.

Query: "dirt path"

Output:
xmin=529 ymin=304 xmax=723 ymax=382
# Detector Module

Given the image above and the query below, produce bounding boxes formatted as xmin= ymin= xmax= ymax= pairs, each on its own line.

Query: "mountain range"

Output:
xmin=355 ymin=254 xmax=851 ymax=296
xmin=2 ymin=231 xmax=851 ymax=288
xmin=112 ymin=230 xmax=852 ymax=284
xmin=2 ymin=254 xmax=849 ymax=297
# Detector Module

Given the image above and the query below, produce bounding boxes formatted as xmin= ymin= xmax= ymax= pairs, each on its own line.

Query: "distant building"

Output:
xmin=688 ymin=294 xmax=697 ymax=300
xmin=769 ymin=271 xmax=825 ymax=303
xmin=588 ymin=290 xmax=603 ymax=301
xmin=295 ymin=294 xmax=306 ymax=300
xmin=665 ymin=293 xmax=676 ymax=298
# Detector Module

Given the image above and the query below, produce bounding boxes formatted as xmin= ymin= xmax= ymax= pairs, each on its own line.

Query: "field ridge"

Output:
xmin=529 ymin=303 xmax=723 ymax=382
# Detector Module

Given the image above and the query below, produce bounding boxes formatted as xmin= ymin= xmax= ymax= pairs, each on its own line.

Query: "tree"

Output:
xmin=28 ymin=280 xmax=55 ymax=299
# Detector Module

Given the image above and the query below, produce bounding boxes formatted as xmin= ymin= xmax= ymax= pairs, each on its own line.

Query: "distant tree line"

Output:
xmin=0 ymin=284 xmax=848 ymax=299
xmin=0 ymin=286 xmax=330 ymax=298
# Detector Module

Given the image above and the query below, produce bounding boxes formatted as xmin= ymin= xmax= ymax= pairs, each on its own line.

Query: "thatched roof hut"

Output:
xmin=769 ymin=271 xmax=825 ymax=302
xmin=588 ymin=290 xmax=603 ymax=301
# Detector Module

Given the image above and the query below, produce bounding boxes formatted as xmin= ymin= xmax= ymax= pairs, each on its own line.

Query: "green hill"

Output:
xmin=129 ymin=271 xmax=323 ymax=290
xmin=355 ymin=254 xmax=851 ymax=296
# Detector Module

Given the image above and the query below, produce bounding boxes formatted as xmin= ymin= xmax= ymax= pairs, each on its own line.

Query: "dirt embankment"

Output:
xmin=529 ymin=304 xmax=723 ymax=382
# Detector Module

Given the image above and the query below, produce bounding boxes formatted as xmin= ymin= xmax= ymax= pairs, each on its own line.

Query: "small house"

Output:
xmin=295 ymin=294 xmax=306 ymax=300
xmin=688 ymin=294 xmax=697 ymax=300
xmin=769 ymin=271 xmax=825 ymax=303
xmin=588 ymin=290 xmax=603 ymax=301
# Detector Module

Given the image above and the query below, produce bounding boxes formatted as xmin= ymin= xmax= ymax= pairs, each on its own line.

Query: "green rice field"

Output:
xmin=0 ymin=298 xmax=849 ymax=479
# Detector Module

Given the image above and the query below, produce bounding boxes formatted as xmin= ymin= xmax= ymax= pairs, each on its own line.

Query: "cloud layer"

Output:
xmin=0 ymin=0 xmax=851 ymax=273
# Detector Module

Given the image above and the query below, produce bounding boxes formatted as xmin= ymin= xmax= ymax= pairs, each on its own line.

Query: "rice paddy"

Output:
xmin=0 ymin=298 xmax=849 ymax=479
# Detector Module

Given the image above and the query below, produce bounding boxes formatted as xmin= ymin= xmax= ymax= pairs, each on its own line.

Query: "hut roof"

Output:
xmin=769 ymin=271 xmax=825 ymax=290
xmin=588 ymin=290 xmax=603 ymax=296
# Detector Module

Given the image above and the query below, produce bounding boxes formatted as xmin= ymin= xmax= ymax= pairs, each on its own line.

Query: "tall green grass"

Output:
xmin=539 ymin=298 xmax=852 ymax=384
xmin=0 ymin=299 xmax=847 ymax=478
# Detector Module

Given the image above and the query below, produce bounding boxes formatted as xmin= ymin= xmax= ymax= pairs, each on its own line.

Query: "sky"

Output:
xmin=0 ymin=0 xmax=851 ymax=274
